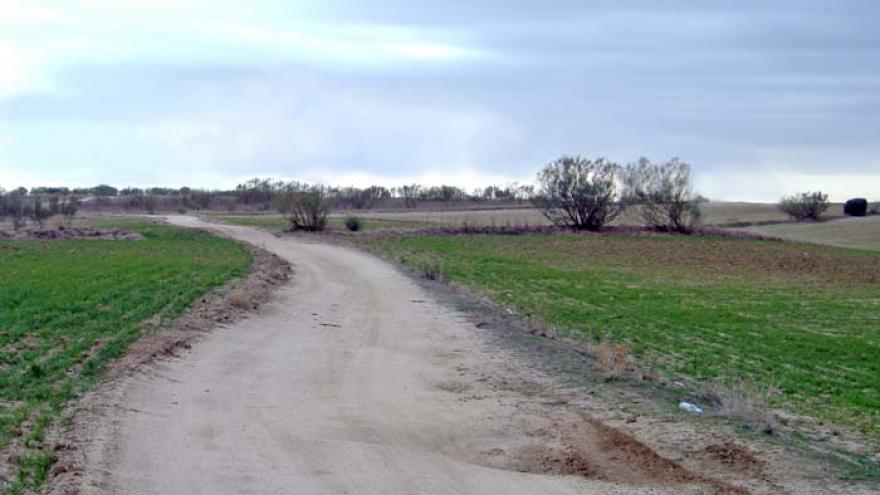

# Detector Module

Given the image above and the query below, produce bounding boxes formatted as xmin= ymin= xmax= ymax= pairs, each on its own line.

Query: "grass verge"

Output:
xmin=0 ymin=220 xmax=251 ymax=492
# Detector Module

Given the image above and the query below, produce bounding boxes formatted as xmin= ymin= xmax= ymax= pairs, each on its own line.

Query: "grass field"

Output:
xmin=364 ymin=233 xmax=880 ymax=435
xmin=0 ymin=220 xmax=251 ymax=492
xmin=742 ymin=216 xmax=880 ymax=251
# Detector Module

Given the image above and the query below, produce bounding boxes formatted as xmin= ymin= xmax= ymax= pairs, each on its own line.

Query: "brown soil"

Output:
xmin=0 ymin=227 xmax=143 ymax=241
xmin=491 ymin=414 xmax=749 ymax=495
xmin=704 ymin=440 xmax=765 ymax=473
xmin=44 ymin=236 xmax=291 ymax=494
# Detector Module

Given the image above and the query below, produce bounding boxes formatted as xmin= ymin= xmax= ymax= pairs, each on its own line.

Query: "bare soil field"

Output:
xmin=211 ymin=202 xmax=840 ymax=234
xmin=354 ymin=202 xmax=806 ymax=229
xmin=740 ymin=215 xmax=880 ymax=251
xmin=50 ymin=217 xmax=876 ymax=495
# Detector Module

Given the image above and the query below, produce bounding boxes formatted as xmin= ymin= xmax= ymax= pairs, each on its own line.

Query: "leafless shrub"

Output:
xmin=701 ymin=379 xmax=780 ymax=434
xmin=61 ymin=196 xmax=79 ymax=225
xmin=398 ymin=184 xmax=422 ymax=208
xmin=273 ymin=183 xmax=328 ymax=231
xmin=532 ymin=156 xmax=624 ymax=231
xmin=527 ymin=316 xmax=558 ymax=339
xmin=1 ymin=190 xmax=29 ymax=230
xmin=29 ymin=197 xmax=52 ymax=227
xmin=624 ymin=158 xmax=702 ymax=233
xmin=634 ymin=350 xmax=661 ymax=383
xmin=594 ymin=339 xmax=630 ymax=381
xmin=778 ymin=191 xmax=829 ymax=221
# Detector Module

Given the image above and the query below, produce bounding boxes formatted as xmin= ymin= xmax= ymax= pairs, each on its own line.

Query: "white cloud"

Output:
xmin=0 ymin=40 xmax=29 ymax=97
xmin=1 ymin=1 xmax=878 ymax=198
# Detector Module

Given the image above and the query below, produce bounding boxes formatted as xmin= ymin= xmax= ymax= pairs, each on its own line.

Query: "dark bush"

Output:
xmin=843 ymin=198 xmax=868 ymax=217
xmin=344 ymin=216 xmax=362 ymax=231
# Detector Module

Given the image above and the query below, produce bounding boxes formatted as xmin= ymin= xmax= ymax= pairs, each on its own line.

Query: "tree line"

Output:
xmin=0 ymin=188 xmax=80 ymax=229
xmin=269 ymin=156 xmax=708 ymax=233
xmin=4 ymin=158 xmax=875 ymax=231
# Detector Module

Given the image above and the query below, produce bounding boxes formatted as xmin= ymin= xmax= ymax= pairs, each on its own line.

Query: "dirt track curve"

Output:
xmin=67 ymin=217 xmax=730 ymax=494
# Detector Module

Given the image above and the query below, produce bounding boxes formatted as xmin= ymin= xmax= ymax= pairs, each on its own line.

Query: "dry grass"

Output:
xmin=702 ymin=380 xmax=780 ymax=434
xmin=594 ymin=339 xmax=631 ymax=381
xmin=740 ymin=215 xmax=880 ymax=251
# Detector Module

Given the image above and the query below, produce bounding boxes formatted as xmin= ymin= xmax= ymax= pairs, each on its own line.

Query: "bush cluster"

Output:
xmin=273 ymin=184 xmax=329 ymax=231
xmin=531 ymin=155 xmax=703 ymax=233
xmin=0 ymin=190 xmax=79 ymax=229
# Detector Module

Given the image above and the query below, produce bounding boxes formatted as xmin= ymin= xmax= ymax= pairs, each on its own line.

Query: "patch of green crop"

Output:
xmin=364 ymin=234 xmax=880 ymax=436
xmin=0 ymin=220 xmax=251 ymax=492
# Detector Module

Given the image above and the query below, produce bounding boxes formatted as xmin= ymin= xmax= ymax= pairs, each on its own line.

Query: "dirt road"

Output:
xmin=69 ymin=217 xmax=726 ymax=494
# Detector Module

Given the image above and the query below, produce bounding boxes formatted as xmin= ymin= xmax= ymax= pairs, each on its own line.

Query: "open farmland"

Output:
xmin=741 ymin=216 xmax=880 ymax=251
xmin=211 ymin=202 xmax=799 ymax=233
xmin=210 ymin=214 xmax=425 ymax=231
xmin=359 ymin=201 xmax=815 ymax=228
xmin=364 ymin=233 xmax=880 ymax=435
xmin=0 ymin=220 xmax=251 ymax=491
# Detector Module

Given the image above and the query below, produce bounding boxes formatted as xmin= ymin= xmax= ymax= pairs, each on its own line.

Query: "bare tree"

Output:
xmin=30 ymin=198 xmax=52 ymax=227
xmin=399 ymin=184 xmax=422 ymax=208
xmin=532 ymin=156 xmax=624 ymax=231
xmin=778 ymin=191 xmax=829 ymax=221
xmin=624 ymin=158 xmax=701 ymax=233
xmin=61 ymin=196 xmax=80 ymax=225
xmin=5 ymin=190 xmax=29 ymax=230
xmin=274 ymin=183 xmax=328 ymax=231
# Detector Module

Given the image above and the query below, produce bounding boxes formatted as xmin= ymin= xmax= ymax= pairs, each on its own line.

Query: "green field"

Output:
xmin=742 ymin=216 xmax=880 ymax=251
xmin=365 ymin=234 xmax=880 ymax=435
xmin=0 ymin=220 xmax=251 ymax=491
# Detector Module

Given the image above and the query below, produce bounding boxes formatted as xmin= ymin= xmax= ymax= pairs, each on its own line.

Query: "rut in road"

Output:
xmin=62 ymin=217 xmax=738 ymax=495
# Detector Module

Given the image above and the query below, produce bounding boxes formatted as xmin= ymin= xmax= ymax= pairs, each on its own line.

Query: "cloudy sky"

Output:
xmin=1 ymin=0 xmax=878 ymax=201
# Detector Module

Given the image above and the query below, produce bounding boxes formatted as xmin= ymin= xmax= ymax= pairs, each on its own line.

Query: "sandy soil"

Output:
xmin=53 ymin=216 xmax=871 ymax=494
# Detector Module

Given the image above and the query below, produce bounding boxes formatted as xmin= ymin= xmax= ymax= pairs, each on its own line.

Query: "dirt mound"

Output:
xmin=0 ymin=227 xmax=143 ymax=240
xmin=492 ymin=415 xmax=750 ymax=495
